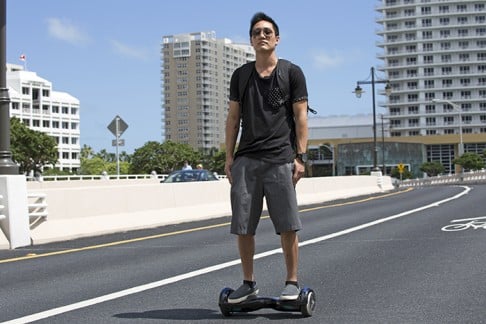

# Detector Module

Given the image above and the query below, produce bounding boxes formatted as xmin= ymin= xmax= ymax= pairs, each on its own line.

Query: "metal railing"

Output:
xmin=26 ymin=172 xmax=227 ymax=182
xmin=400 ymin=170 xmax=486 ymax=187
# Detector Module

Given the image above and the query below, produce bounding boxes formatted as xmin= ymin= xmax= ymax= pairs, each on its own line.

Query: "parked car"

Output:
xmin=161 ymin=169 xmax=219 ymax=183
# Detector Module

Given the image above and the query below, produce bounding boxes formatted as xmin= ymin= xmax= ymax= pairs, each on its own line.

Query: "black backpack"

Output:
xmin=237 ymin=59 xmax=317 ymax=114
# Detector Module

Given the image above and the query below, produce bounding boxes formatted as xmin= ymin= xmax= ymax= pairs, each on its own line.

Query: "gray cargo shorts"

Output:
xmin=230 ymin=156 xmax=302 ymax=235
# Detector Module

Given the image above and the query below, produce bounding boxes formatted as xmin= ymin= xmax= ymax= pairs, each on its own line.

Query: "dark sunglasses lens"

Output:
xmin=252 ymin=28 xmax=273 ymax=37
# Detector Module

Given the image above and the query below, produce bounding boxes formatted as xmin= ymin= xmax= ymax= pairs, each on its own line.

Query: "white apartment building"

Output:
xmin=376 ymin=0 xmax=486 ymax=172
xmin=7 ymin=64 xmax=81 ymax=172
xmin=161 ymin=31 xmax=254 ymax=152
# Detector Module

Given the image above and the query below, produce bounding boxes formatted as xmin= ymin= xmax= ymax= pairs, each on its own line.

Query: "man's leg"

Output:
xmin=238 ymin=234 xmax=255 ymax=281
xmin=280 ymin=230 xmax=299 ymax=282
xmin=227 ymin=234 xmax=258 ymax=303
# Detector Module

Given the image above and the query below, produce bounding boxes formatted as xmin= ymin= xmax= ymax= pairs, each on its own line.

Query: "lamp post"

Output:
xmin=432 ymin=99 xmax=464 ymax=156
xmin=353 ymin=67 xmax=391 ymax=173
xmin=0 ymin=0 xmax=18 ymax=174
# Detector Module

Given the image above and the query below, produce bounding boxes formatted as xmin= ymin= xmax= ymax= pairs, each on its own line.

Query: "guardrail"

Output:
xmin=400 ymin=170 xmax=486 ymax=187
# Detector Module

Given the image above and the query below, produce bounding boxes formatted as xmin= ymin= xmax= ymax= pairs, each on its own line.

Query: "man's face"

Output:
xmin=250 ymin=20 xmax=279 ymax=53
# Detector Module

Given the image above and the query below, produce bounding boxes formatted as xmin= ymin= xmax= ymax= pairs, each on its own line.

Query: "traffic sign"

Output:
xmin=398 ymin=163 xmax=405 ymax=174
xmin=107 ymin=115 xmax=128 ymax=137
xmin=112 ymin=139 xmax=125 ymax=146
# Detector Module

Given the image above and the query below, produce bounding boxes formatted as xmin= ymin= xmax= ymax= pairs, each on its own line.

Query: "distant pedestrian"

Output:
xmin=182 ymin=161 xmax=192 ymax=170
xmin=196 ymin=164 xmax=203 ymax=169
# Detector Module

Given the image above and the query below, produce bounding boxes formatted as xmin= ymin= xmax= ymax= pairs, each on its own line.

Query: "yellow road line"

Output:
xmin=0 ymin=188 xmax=412 ymax=264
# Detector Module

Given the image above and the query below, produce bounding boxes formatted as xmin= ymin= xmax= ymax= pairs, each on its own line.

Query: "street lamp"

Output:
xmin=0 ymin=0 xmax=19 ymax=174
xmin=432 ymin=99 xmax=464 ymax=156
xmin=353 ymin=67 xmax=391 ymax=173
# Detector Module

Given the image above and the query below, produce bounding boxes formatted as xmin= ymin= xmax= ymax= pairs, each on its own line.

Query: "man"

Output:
xmin=182 ymin=161 xmax=192 ymax=170
xmin=224 ymin=12 xmax=309 ymax=303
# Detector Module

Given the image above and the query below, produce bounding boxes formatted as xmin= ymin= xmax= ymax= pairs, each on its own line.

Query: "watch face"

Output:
xmin=297 ymin=153 xmax=308 ymax=162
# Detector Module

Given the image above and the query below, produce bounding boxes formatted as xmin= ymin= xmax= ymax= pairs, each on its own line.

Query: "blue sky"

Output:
xmin=7 ymin=0 xmax=387 ymax=154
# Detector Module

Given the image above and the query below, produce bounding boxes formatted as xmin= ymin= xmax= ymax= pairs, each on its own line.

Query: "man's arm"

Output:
xmin=224 ymin=100 xmax=241 ymax=184
xmin=292 ymin=100 xmax=308 ymax=185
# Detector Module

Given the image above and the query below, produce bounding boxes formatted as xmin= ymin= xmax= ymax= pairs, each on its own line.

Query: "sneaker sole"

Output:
xmin=227 ymin=289 xmax=259 ymax=304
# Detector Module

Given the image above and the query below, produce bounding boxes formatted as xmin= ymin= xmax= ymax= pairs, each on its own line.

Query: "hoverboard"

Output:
xmin=218 ymin=287 xmax=316 ymax=317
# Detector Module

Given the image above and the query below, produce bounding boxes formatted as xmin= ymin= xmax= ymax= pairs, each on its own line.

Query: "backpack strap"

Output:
xmin=277 ymin=59 xmax=317 ymax=114
xmin=238 ymin=61 xmax=255 ymax=104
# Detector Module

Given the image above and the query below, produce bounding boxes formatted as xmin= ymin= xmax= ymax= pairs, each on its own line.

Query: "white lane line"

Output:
xmin=2 ymin=186 xmax=470 ymax=324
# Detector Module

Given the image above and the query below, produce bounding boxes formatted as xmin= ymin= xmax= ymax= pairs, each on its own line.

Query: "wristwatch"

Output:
xmin=296 ymin=153 xmax=308 ymax=163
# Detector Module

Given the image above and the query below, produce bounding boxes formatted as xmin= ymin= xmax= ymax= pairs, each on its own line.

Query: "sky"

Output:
xmin=6 ymin=0 xmax=388 ymax=154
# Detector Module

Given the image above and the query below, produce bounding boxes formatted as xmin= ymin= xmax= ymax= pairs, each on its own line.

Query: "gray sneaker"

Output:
xmin=280 ymin=283 xmax=300 ymax=301
xmin=227 ymin=282 xmax=259 ymax=304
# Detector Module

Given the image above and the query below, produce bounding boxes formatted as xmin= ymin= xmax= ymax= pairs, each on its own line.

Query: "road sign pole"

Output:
xmin=115 ymin=117 xmax=120 ymax=177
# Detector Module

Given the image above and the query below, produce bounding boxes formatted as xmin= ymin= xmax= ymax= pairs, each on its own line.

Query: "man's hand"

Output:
xmin=225 ymin=158 xmax=234 ymax=185
xmin=293 ymin=159 xmax=305 ymax=186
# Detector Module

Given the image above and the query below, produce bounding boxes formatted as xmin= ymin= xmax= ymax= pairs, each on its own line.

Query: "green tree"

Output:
xmin=130 ymin=140 xmax=201 ymax=174
xmin=420 ymin=161 xmax=445 ymax=177
xmin=80 ymin=144 xmax=95 ymax=160
xmin=10 ymin=117 xmax=58 ymax=175
xmin=206 ymin=149 xmax=226 ymax=174
xmin=453 ymin=152 xmax=485 ymax=172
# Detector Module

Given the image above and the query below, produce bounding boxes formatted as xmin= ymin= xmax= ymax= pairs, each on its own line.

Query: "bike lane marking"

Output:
xmin=442 ymin=216 xmax=486 ymax=231
xmin=2 ymin=186 xmax=470 ymax=324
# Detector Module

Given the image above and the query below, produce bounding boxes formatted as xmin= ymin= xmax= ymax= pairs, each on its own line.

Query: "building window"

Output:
xmin=425 ymin=105 xmax=435 ymax=114
xmin=439 ymin=17 xmax=449 ymax=25
xmin=422 ymin=19 xmax=432 ymax=27
xmin=439 ymin=5 xmax=449 ymax=13
xmin=459 ymin=53 xmax=470 ymax=62
xmin=442 ymin=79 xmax=452 ymax=87
xmin=408 ymin=118 xmax=419 ymax=127
xmin=424 ymin=67 xmax=434 ymax=76
xmin=422 ymin=31 xmax=432 ymax=39
xmin=457 ymin=29 xmax=468 ymax=37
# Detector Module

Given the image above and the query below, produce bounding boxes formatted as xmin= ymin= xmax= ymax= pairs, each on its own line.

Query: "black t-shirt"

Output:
xmin=229 ymin=59 xmax=308 ymax=164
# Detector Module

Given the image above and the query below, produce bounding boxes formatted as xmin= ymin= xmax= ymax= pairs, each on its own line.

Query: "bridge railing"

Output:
xmin=26 ymin=173 xmax=227 ymax=182
xmin=400 ymin=170 xmax=486 ymax=187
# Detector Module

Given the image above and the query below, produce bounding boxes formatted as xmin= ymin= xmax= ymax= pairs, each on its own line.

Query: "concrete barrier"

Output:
xmin=0 ymin=175 xmax=394 ymax=248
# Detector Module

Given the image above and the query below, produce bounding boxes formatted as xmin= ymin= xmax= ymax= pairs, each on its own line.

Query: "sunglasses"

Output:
xmin=251 ymin=27 xmax=274 ymax=37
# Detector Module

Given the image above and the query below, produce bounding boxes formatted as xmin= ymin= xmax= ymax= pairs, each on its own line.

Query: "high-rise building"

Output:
xmin=161 ymin=31 xmax=254 ymax=153
xmin=376 ymin=0 xmax=486 ymax=173
xmin=7 ymin=64 xmax=81 ymax=172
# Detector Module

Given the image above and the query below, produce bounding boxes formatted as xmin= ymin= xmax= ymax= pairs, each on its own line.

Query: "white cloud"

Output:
xmin=46 ymin=17 xmax=90 ymax=46
xmin=110 ymin=40 xmax=149 ymax=60
xmin=312 ymin=50 xmax=345 ymax=70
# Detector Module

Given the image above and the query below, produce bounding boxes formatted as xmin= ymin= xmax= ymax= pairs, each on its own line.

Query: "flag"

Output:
xmin=19 ymin=54 xmax=26 ymax=61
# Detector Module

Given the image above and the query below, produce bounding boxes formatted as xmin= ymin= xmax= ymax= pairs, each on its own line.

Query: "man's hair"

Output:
xmin=249 ymin=12 xmax=279 ymax=37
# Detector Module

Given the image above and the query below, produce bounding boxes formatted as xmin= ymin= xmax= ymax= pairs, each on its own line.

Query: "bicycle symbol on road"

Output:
xmin=442 ymin=216 xmax=486 ymax=232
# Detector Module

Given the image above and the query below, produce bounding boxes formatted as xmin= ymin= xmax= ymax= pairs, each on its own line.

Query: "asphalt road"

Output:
xmin=1 ymin=184 xmax=485 ymax=323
